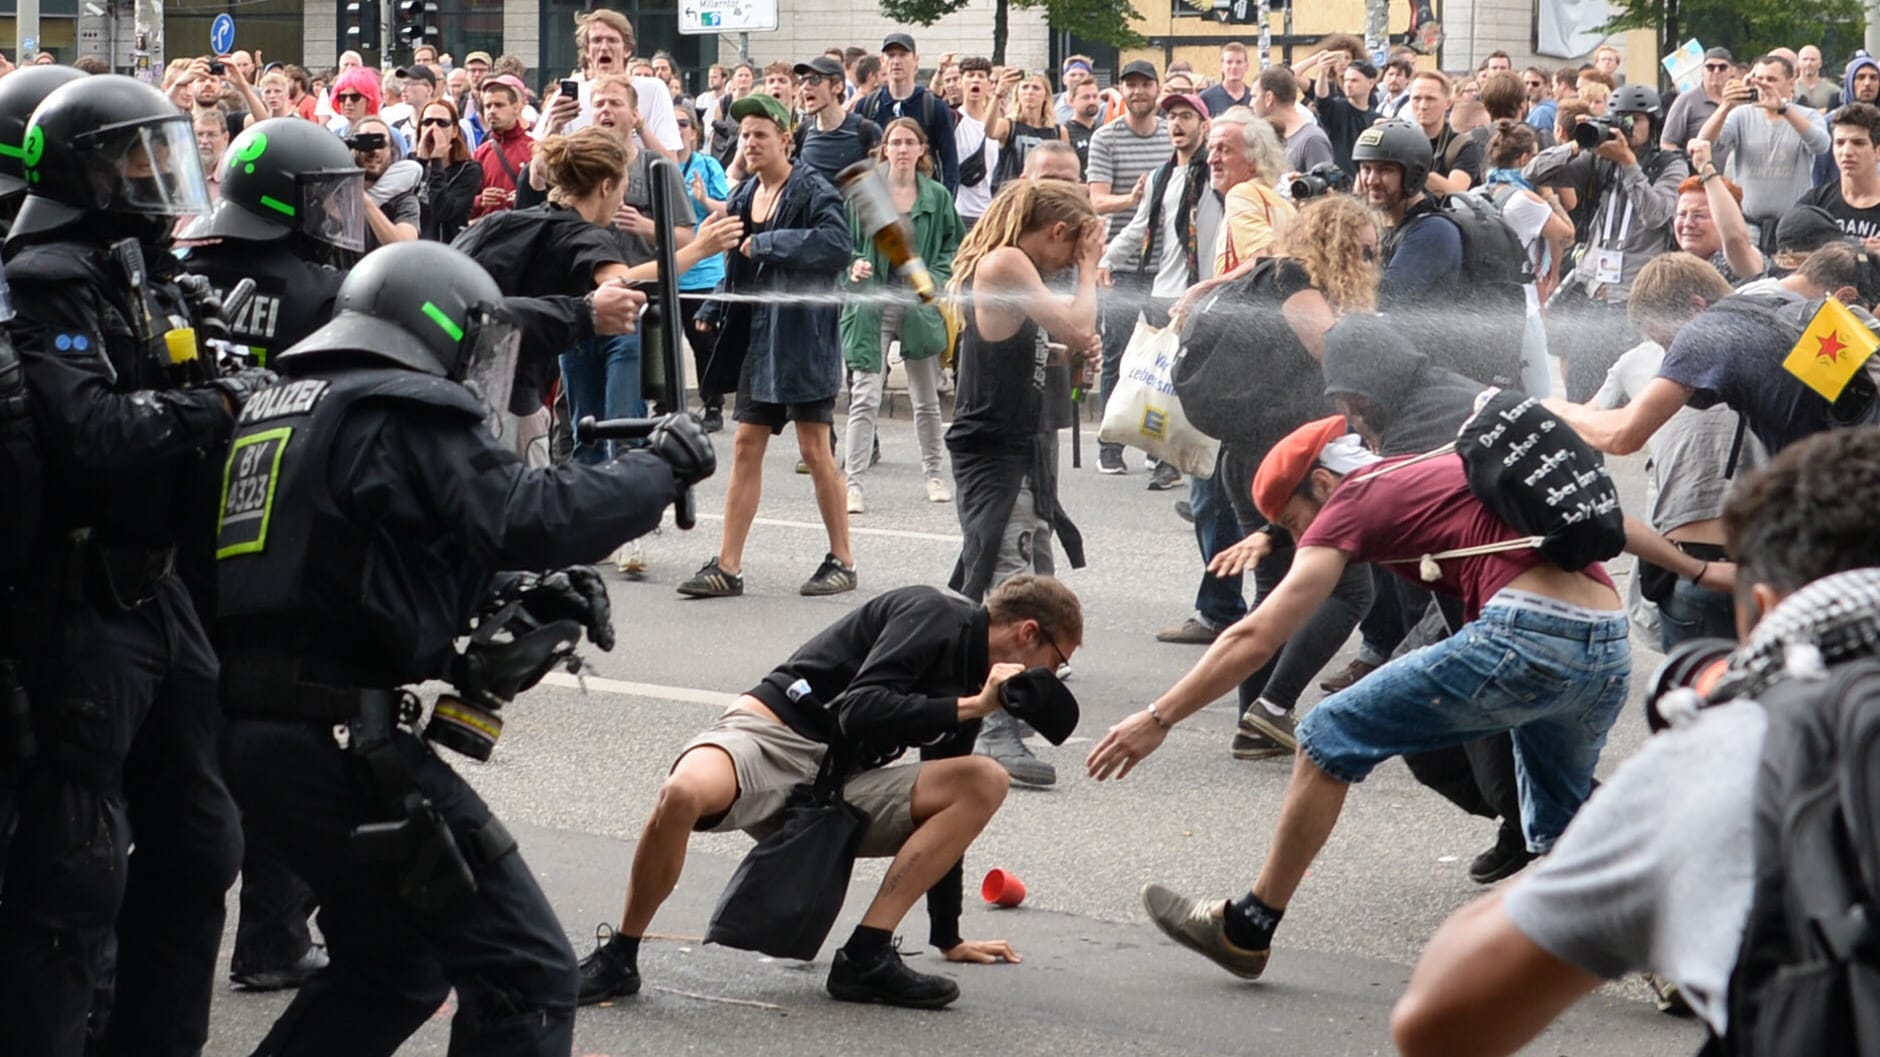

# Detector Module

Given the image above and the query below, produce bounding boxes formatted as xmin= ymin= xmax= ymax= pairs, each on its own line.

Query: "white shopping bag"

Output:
xmin=1098 ymin=315 xmax=1220 ymax=478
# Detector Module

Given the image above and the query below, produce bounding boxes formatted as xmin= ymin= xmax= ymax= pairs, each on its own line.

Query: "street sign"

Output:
xmin=210 ymin=13 xmax=235 ymax=54
xmin=678 ymin=0 xmax=777 ymax=35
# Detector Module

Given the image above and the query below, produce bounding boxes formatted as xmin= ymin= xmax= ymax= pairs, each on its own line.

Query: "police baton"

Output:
xmin=577 ymin=415 xmax=697 ymax=531
xmin=644 ymin=156 xmax=697 ymax=531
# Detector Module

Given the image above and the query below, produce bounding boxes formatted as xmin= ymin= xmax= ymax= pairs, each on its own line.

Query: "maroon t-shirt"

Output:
xmin=1298 ymin=453 xmax=1616 ymax=622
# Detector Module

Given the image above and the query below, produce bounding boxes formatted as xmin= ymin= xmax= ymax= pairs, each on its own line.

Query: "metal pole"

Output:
xmin=738 ymin=31 xmax=750 ymax=65
xmin=18 ymin=0 xmax=39 ymax=63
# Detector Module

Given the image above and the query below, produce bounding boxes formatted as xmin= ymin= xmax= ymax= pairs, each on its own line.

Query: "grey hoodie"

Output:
xmin=1320 ymin=313 xmax=1486 ymax=455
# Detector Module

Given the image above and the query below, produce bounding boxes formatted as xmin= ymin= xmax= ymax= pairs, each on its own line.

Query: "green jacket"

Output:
xmin=840 ymin=173 xmax=964 ymax=372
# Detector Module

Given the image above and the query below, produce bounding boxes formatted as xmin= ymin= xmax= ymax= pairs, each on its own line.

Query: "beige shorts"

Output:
xmin=675 ymin=708 xmax=921 ymax=859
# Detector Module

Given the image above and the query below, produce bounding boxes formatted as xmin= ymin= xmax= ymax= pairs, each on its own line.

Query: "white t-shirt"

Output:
xmin=1491 ymin=185 xmax=1557 ymax=394
xmin=553 ymin=72 xmax=683 ymax=153
xmin=953 ymin=111 xmax=1001 ymax=220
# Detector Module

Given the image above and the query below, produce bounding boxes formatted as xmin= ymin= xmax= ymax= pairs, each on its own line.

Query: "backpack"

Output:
xmin=1172 ymin=259 xmax=1329 ymax=448
xmin=1699 ymin=658 xmax=1880 ymax=1057
xmin=1391 ymin=194 xmax=1530 ymax=388
xmin=1360 ymin=387 xmax=1625 ymax=576
xmin=1706 ymin=294 xmax=1880 ymax=432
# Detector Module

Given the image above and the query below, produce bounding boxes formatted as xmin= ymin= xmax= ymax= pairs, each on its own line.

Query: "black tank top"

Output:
xmin=945 ymin=302 xmax=1049 ymax=454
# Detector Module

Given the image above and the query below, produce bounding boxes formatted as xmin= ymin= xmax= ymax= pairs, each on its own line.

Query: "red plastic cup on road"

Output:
xmin=981 ymin=868 xmax=1026 ymax=908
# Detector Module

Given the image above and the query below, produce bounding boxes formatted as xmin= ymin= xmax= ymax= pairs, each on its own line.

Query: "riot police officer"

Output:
xmin=0 ymin=74 xmax=271 ymax=1057
xmin=0 ymin=63 xmax=85 ymax=240
xmin=216 ymin=239 xmax=714 ymax=1057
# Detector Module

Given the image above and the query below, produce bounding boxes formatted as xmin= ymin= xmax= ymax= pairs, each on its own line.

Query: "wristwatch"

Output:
xmin=1777 ymin=103 xmax=1790 ymax=115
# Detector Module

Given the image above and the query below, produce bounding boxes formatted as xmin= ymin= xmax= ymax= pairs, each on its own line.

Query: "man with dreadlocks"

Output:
xmin=944 ymin=179 xmax=1100 ymax=786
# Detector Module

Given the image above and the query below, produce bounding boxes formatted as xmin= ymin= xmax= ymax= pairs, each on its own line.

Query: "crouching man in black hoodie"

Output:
xmin=577 ymin=575 xmax=1082 ymax=1009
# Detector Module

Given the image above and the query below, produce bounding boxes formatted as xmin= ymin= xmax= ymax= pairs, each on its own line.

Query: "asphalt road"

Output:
xmin=203 ymin=411 xmax=1704 ymax=1057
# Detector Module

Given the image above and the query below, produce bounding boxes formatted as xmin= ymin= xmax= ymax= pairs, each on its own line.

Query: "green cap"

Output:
xmin=729 ymin=92 xmax=793 ymax=130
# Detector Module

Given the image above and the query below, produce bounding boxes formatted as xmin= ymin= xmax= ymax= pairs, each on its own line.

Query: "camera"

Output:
xmin=346 ymin=132 xmax=388 ymax=153
xmin=1747 ymin=85 xmax=1761 ymax=103
xmin=1644 ymin=637 xmax=1735 ymax=733
xmin=1290 ymin=161 xmax=1352 ymax=201
xmin=207 ymin=60 xmax=226 ymax=75
xmin=1571 ymin=113 xmax=1635 ymax=151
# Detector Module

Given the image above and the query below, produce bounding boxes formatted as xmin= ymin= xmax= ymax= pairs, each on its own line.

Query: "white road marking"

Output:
xmin=540 ymin=670 xmax=737 ymax=707
xmin=694 ymin=512 xmax=962 ymax=544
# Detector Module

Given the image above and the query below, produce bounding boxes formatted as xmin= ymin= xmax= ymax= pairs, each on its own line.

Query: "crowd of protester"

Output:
xmin=8 ymin=16 xmax=1880 ymax=1053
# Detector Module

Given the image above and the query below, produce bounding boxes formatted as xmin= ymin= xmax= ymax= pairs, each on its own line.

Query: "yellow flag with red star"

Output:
xmin=1783 ymin=298 xmax=1880 ymax=402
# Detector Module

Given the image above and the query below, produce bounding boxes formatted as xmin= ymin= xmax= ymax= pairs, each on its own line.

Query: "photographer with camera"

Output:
xmin=1525 ymin=84 xmax=1687 ymax=400
xmin=578 ymin=576 xmax=1080 ymax=1010
xmin=1392 ymin=426 xmax=1880 ymax=1057
xmin=349 ymin=117 xmax=422 ymax=249
xmin=216 ymin=240 xmax=713 ymax=1057
xmin=1696 ymin=54 xmax=1829 ymax=250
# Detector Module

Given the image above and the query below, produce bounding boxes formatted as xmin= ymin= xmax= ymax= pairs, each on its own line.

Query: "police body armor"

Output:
xmin=216 ymin=365 xmax=484 ymax=669
xmin=184 ymin=243 xmax=343 ymax=367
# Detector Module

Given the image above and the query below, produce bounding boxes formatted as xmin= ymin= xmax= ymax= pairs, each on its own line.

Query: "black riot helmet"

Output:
xmin=1609 ymin=84 xmax=1663 ymax=140
xmin=0 ymin=65 xmax=86 ymax=199
xmin=7 ymin=74 xmax=212 ymax=245
xmin=1351 ymin=119 xmax=1434 ymax=197
xmin=180 ymin=118 xmax=366 ymax=255
xmin=279 ymin=241 xmax=519 ymax=412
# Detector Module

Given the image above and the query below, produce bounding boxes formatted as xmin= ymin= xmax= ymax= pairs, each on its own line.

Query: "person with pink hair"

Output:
xmin=326 ymin=64 xmax=409 ymax=154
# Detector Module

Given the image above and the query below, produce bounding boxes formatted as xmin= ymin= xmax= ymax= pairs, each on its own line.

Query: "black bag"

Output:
xmin=957 ymin=131 xmax=988 ymax=187
xmin=703 ymin=752 xmax=867 ymax=961
xmin=1701 ymin=659 xmax=1880 ymax=1057
xmin=1433 ymin=191 xmax=1531 ymax=388
xmin=1452 ymin=387 xmax=1626 ymax=571
xmin=1173 ymin=259 xmax=1325 ymax=446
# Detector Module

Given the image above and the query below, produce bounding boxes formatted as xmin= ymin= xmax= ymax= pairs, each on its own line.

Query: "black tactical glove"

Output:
xmin=524 ymin=566 xmax=615 ymax=652
xmin=210 ymin=366 xmax=280 ymax=410
xmin=645 ymin=412 xmax=715 ymax=487
xmin=176 ymin=273 xmax=233 ymax=345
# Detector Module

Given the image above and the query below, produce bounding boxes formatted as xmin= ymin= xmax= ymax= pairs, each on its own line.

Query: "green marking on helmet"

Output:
xmin=0 ymin=142 xmax=24 ymax=160
xmin=259 ymin=194 xmax=297 ymax=217
xmin=237 ymin=132 xmax=268 ymax=175
xmin=421 ymin=301 xmax=465 ymax=343
xmin=21 ymin=126 xmax=44 ymax=169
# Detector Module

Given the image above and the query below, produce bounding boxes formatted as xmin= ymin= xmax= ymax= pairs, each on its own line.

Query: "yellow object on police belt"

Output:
xmin=164 ymin=327 xmax=200 ymax=365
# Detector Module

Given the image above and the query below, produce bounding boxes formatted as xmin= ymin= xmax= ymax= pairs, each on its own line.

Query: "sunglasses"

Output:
xmin=421 ymin=117 xmax=453 ymax=128
xmin=1704 ymin=63 xmax=1731 ymax=71
xmin=675 ymin=119 xmax=693 ymax=127
xmin=335 ymin=91 xmax=366 ymax=103
xmin=1525 ymin=79 xmax=1544 ymax=87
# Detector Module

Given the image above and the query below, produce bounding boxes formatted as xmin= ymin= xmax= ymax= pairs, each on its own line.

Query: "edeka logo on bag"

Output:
xmin=1139 ymin=406 xmax=1169 ymax=440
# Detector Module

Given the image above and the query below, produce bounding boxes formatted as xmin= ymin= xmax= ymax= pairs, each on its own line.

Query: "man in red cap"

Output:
xmin=1084 ymin=414 xmax=1719 ymax=982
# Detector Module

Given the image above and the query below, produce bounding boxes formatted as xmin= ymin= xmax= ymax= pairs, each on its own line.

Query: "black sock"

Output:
xmin=607 ymin=932 xmax=641 ymax=967
xmin=1223 ymin=891 xmax=1283 ymax=951
xmin=842 ymin=925 xmax=894 ymax=962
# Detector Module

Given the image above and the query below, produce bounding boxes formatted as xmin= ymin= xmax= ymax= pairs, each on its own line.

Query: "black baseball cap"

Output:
xmin=1776 ymin=205 xmax=1846 ymax=257
xmin=1119 ymin=59 xmax=1159 ymax=83
xmin=882 ymin=33 xmax=917 ymax=54
xmin=794 ymin=56 xmax=843 ymax=80
xmin=997 ymin=668 xmax=1081 ymax=746
xmin=396 ymin=65 xmax=437 ymax=85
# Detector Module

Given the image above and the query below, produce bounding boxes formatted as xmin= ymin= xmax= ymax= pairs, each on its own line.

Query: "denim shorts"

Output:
xmin=1297 ymin=592 xmax=1631 ymax=852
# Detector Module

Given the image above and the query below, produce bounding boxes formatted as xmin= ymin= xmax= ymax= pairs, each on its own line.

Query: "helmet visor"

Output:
xmin=299 ymin=171 xmax=366 ymax=253
xmin=461 ymin=303 xmax=520 ymax=439
xmin=95 ymin=120 xmax=213 ymax=217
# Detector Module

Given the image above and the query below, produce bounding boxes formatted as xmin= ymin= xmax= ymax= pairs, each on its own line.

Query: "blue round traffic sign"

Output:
xmin=211 ymin=13 xmax=236 ymax=54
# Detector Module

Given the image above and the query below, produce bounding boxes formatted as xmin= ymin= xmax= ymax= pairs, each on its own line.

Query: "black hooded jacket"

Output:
xmin=1320 ymin=315 xmax=1485 ymax=455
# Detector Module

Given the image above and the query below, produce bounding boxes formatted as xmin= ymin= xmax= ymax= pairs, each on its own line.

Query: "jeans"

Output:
xmin=560 ymin=332 xmax=645 ymax=464
xmin=1218 ymin=444 xmax=1373 ymax=713
xmin=846 ymin=304 xmax=947 ymax=489
xmin=1189 ymin=469 xmax=1247 ymax=630
xmin=1658 ymin=579 xmax=1737 ymax=650
xmin=1298 ymin=596 xmax=1631 ymax=851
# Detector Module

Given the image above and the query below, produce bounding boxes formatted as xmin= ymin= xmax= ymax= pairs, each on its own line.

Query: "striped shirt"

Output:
xmin=1086 ymin=118 xmax=1171 ymax=268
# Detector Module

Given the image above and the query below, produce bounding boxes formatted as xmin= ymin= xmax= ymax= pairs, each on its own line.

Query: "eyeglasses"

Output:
xmin=1704 ymin=63 xmax=1731 ymax=72
xmin=675 ymin=119 xmax=693 ymax=127
xmin=1525 ymin=79 xmax=1544 ymax=87
xmin=421 ymin=117 xmax=453 ymax=128
xmin=335 ymin=92 xmax=366 ymax=103
xmin=1038 ymin=626 xmax=1070 ymax=669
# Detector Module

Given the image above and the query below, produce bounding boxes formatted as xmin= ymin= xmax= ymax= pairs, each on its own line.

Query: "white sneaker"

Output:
xmin=615 ymin=540 xmax=646 ymax=575
xmin=847 ymin=484 xmax=865 ymax=514
xmin=925 ymin=477 xmax=951 ymax=503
